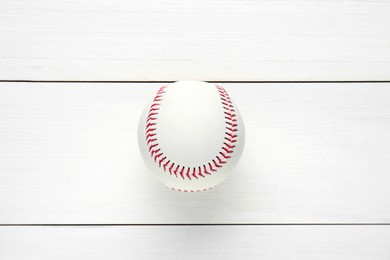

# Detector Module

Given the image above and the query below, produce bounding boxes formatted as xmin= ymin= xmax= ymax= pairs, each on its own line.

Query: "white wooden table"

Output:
xmin=1 ymin=1 xmax=390 ymax=259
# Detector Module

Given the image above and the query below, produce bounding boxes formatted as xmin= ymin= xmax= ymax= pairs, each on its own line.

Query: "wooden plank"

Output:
xmin=0 ymin=82 xmax=390 ymax=224
xmin=0 ymin=226 xmax=389 ymax=259
xmin=1 ymin=0 xmax=390 ymax=81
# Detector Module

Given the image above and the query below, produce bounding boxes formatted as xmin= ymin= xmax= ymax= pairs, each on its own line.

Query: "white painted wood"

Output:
xmin=1 ymin=0 xmax=390 ymax=81
xmin=0 ymin=82 xmax=390 ymax=224
xmin=0 ymin=226 xmax=389 ymax=259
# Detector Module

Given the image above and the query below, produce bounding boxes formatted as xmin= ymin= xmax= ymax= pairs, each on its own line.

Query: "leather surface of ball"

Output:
xmin=138 ymin=81 xmax=245 ymax=192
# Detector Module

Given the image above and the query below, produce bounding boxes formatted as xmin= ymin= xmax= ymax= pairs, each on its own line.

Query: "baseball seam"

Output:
xmin=145 ymin=84 xmax=238 ymax=192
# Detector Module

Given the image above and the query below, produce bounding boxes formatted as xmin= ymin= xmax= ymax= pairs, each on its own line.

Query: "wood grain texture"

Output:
xmin=1 ymin=226 xmax=390 ymax=259
xmin=1 ymin=0 xmax=390 ymax=81
xmin=0 ymin=82 xmax=389 ymax=224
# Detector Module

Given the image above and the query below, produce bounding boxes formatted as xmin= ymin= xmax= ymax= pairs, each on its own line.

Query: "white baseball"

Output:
xmin=138 ymin=81 xmax=245 ymax=192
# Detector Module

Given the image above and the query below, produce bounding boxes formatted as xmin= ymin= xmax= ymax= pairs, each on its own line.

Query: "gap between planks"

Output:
xmin=0 ymin=80 xmax=390 ymax=84
xmin=1 ymin=223 xmax=390 ymax=227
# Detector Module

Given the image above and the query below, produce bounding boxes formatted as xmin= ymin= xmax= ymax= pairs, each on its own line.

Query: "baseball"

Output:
xmin=138 ymin=81 xmax=245 ymax=192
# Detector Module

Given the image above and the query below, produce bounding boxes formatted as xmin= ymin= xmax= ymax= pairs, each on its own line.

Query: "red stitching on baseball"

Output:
xmin=169 ymin=163 xmax=175 ymax=175
xmin=146 ymin=116 xmax=158 ymax=123
xmin=145 ymin=84 xmax=238 ymax=182
xmin=158 ymin=156 xmax=166 ymax=167
xmin=198 ymin=166 xmax=205 ymax=178
xmin=163 ymin=160 xmax=170 ymax=171
xmin=146 ymin=128 xmax=156 ymax=134
xmin=150 ymin=148 xmax=160 ymax=156
xmin=186 ymin=167 xmax=191 ymax=179
xmin=146 ymin=133 xmax=156 ymax=139
xmin=192 ymin=168 xmax=198 ymax=179
xmin=148 ymin=143 xmax=158 ymax=152
xmin=225 ymin=132 xmax=237 ymax=138
xmin=208 ymin=162 xmax=217 ymax=172
xmin=147 ymin=138 xmax=157 ymax=145
xmin=222 ymin=147 xmax=233 ymax=154
xmin=171 ymin=187 xmax=213 ymax=192
xmin=203 ymin=164 xmax=211 ymax=175
xmin=219 ymin=151 xmax=232 ymax=159
xmin=179 ymin=166 xmax=185 ymax=179
xmin=216 ymin=156 xmax=227 ymax=164
xmin=154 ymin=152 xmax=163 ymax=162
xmin=224 ymin=142 xmax=236 ymax=149
xmin=213 ymin=159 xmax=222 ymax=168
xmin=173 ymin=164 xmax=180 ymax=177
xmin=171 ymin=187 xmax=210 ymax=192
